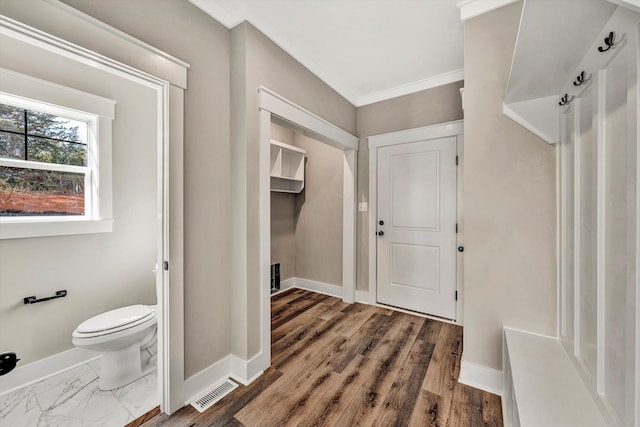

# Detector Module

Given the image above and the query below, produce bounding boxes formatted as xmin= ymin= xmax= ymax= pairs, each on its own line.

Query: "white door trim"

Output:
xmin=257 ymin=87 xmax=358 ymax=374
xmin=368 ymin=120 xmax=464 ymax=319
xmin=259 ymin=88 xmax=358 ymax=151
xmin=0 ymin=12 xmax=188 ymax=414
xmin=368 ymin=120 xmax=464 ymax=149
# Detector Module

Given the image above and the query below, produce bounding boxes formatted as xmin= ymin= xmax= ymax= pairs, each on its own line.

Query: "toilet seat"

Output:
xmin=73 ymin=305 xmax=156 ymax=339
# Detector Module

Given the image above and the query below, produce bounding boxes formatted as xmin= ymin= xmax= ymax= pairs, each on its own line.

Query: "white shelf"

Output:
xmin=503 ymin=328 xmax=607 ymax=427
xmin=503 ymin=1 xmax=618 ymax=144
xmin=270 ymin=139 xmax=305 ymax=193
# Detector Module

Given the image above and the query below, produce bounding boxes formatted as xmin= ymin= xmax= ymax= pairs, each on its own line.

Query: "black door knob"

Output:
xmin=458 ymin=246 xmax=464 ymax=252
xmin=379 ymin=220 xmax=384 ymax=226
xmin=378 ymin=231 xmax=384 ymax=236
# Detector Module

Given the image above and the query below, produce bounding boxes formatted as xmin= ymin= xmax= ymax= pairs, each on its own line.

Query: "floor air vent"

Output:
xmin=191 ymin=379 xmax=239 ymax=413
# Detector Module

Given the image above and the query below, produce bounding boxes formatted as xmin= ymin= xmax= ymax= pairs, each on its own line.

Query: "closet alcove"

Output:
xmin=269 ymin=120 xmax=343 ymax=296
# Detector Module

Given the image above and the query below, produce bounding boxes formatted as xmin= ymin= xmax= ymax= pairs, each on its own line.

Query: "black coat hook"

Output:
xmin=573 ymin=71 xmax=591 ymax=86
xmin=559 ymin=94 xmax=573 ymax=107
xmin=598 ymin=31 xmax=616 ymax=52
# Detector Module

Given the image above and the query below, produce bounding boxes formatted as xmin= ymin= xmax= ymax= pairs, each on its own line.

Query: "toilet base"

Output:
xmin=99 ymin=342 xmax=144 ymax=391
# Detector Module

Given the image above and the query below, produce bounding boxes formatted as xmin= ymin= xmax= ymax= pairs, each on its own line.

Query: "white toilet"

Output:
xmin=72 ymin=304 xmax=157 ymax=391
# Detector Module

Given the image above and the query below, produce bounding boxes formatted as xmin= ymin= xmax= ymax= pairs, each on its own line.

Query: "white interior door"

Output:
xmin=376 ymin=136 xmax=457 ymax=319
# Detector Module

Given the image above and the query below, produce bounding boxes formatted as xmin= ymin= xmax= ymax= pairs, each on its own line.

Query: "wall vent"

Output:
xmin=191 ymin=379 xmax=238 ymax=413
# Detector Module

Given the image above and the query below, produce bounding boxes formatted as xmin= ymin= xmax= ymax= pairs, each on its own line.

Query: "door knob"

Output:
xmin=458 ymin=246 xmax=464 ymax=252
xmin=379 ymin=220 xmax=384 ymax=226
xmin=378 ymin=231 xmax=384 ymax=236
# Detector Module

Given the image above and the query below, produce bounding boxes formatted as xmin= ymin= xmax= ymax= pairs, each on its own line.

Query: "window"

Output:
xmin=0 ymin=102 xmax=92 ymax=217
xmin=0 ymin=69 xmax=115 ymax=239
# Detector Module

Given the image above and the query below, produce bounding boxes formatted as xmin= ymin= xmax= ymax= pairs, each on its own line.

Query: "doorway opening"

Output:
xmin=269 ymin=119 xmax=345 ymax=297
xmin=257 ymin=88 xmax=359 ymax=369
xmin=0 ymin=15 xmax=187 ymax=417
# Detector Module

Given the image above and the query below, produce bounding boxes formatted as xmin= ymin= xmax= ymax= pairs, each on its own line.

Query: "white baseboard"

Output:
xmin=229 ymin=352 xmax=265 ymax=386
xmin=183 ymin=355 xmax=232 ymax=404
xmin=0 ymin=347 xmax=100 ymax=396
xmin=279 ymin=277 xmax=296 ymax=291
xmin=185 ymin=352 xmax=268 ymax=404
xmin=289 ymin=277 xmax=342 ymax=298
xmin=186 ymin=278 xmax=343 ymax=404
xmin=355 ymin=289 xmax=370 ymax=304
xmin=246 ymin=351 xmax=268 ymax=384
xmin=458 ymin=359 xmax=504 ymax=396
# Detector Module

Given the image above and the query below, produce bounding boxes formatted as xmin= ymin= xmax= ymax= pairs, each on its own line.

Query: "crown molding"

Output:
xmin=457 ymin=0 xmax=518 ymax=21
xmin=356 ymin=69 xmax=464 ymax=107
xmin=190 ymin=0 xmax=464 ymax=107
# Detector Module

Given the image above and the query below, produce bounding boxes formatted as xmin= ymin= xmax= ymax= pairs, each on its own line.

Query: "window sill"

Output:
xmin=0 ymin=218 xmax=114 ymax=239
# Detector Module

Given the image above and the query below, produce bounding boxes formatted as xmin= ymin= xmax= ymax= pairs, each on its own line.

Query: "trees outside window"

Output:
xmin=0 ymin=103 xmax=89 ymax=216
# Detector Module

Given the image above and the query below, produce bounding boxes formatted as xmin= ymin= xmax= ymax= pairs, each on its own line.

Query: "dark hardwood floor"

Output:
xmin=129 ymin=289 xmax=502 ymax=426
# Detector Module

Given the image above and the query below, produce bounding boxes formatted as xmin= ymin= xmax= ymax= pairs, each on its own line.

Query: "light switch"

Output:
xmin=358 ymin=202 xmax=368 ymax=212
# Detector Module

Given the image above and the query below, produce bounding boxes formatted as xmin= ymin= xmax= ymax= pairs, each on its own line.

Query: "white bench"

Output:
xmin=502 ymin=328 xmax=608 ymax=427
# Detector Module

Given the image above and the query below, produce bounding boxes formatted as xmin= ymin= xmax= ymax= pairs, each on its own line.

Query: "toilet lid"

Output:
xmin=76 ymin=305 xmax=155 ymax=333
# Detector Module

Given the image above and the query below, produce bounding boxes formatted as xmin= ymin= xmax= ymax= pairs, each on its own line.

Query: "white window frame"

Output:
xmin=0 ymin=68 xmax=115 ymax=239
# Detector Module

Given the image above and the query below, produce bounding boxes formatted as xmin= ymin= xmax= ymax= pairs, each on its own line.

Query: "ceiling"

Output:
xmin=189 ymin=0 xmax=464 ymax=106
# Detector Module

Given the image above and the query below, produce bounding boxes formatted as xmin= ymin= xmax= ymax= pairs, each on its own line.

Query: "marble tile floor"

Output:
xmin=0 ymin=359 xmax=157 ymax=427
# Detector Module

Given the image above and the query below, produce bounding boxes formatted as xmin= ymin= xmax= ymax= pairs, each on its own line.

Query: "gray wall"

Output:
xmin=57 ymin=0 xmax=232 ymax=379
xmin=463 ymin=1 xmax=557 ymax=370
xmin=0 ymin=31 xmax=157 ymax=365
xmin=293 ymin=133 xmax=343 ymax=286
xmin=355 ymin=81 xmax=464 ymax=292
xmin=270 ymin=191 xmax=295 ymax=281
xmin=232 ymin=22 xmax=356 ymax=358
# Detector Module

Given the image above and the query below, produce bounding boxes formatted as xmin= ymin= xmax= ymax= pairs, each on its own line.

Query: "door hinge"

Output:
xmin=456 ymin=155 xmax=459 ymax=166
xmin=163 ymin=261 xmax=169 ymax=271
xmin=456 ymin=223 xmax=458 ymax=233
xmin=455 ymin=291 xmax=458 ymax=301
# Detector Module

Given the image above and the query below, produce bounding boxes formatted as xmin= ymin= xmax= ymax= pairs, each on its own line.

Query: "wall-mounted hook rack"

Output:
xmin=598 ymin=31 xmax=616 ymax=52
xmin=558 ymin=94 xmax=573 ymax=106
xmin=23 ymin=290 xmax=67 ymax=304
xmin=573 ymin=71 xmax=591 ymax=87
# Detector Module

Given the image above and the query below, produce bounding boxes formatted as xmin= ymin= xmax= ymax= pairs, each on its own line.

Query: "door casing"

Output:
xmin=0 ymin=12 xmax=188 ymax=414
xmin=368 ymin=120 xmax=464 ymax=324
